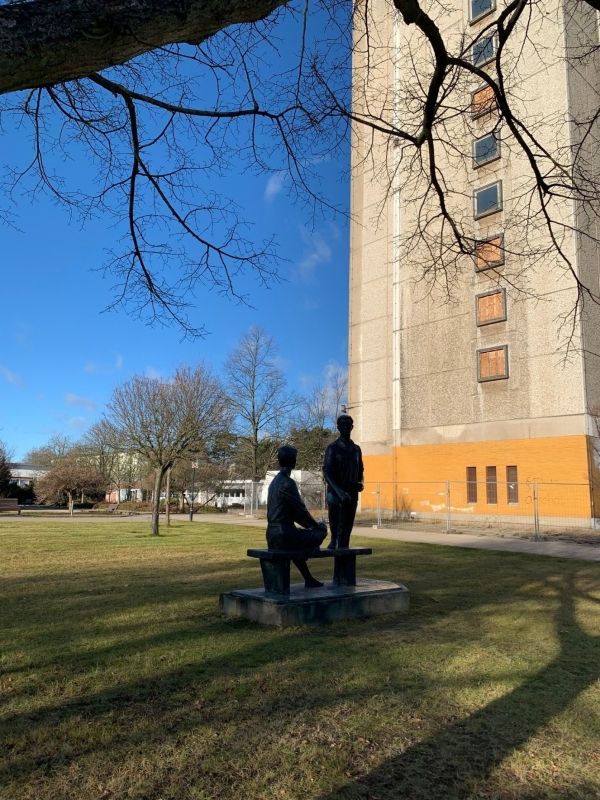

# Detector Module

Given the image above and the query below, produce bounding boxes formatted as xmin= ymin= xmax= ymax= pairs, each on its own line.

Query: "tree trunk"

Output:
xmin=179 ymin=491 xmax=185 ymax=513
xmin=0 ymin=0 xmax=287 ymax=96
xmin=165 ymin=466 xmax=171 ymax=527
xmin=68 ymin=491 xmax=74 ymax=516
xmin=252 ymin=432 xmax=260 ymax=482
xmin=151 ymin=466 xmax=165 ymax=536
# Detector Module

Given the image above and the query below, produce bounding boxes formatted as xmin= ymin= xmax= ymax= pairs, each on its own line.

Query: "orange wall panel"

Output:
xmin=361 ymin=435 xmax=593 ymax=519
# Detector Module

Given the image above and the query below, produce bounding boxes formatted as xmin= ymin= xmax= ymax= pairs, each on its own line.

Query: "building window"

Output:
xmin=474 ymin=181 xmax=502 ymax=219
xmin=472 ymin=34 xmax=496 ymax=66
xmin=470 ymin=0 xmax=496 ymax=23
xmin=486 ymin=466 xmax=497 ymax=504
xmin=473 ymin=132 xmax=500 ymax=167
xmin=506 ymin=465 xmax=519 ymax=503
xmin=475 ymin=234 xmax=504 ymax=271
xmin=476 ymin=289 xmax=506 ymax=325
xmin=467 ymin=467 xmax=478 ymax=503
xmin=471 ymin=86 xmax=496 ymax=118
xmin=478 ymin=345 xmax=509 ymax=381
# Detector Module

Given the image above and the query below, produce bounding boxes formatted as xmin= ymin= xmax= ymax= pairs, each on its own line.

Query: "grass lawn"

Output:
xmin=0 ymin=518 xmax=599 ymax=800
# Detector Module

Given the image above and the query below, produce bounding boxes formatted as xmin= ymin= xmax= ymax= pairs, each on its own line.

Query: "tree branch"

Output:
xmin=0 ymin=0 xmax=288 ymax=95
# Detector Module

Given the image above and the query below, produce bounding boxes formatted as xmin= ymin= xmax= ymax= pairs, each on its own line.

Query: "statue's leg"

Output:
xmin=338 ymin=496 xmax=358 ymax=548
xmin=292 ymin=559 xmax=323 ymax=588
xmin=287 ymin=526 xmax=325 ymax=588
xmin=348 ymin=496 xmax=358 ymax=531
xmin=327 ymin=501 xmax=341 ymax=549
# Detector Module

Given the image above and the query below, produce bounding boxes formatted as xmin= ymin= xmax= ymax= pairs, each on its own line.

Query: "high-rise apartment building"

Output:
xmin=349 ymin=0 xmax=600 ymax=521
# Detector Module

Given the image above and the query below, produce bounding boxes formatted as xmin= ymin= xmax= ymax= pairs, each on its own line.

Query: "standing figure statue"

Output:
xmin=323 ymin=413 xmax=364 ymax=549
xmin=266 ymin=445 xmax=327 ymax=588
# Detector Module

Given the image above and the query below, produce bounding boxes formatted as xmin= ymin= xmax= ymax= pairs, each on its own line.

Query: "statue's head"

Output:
xmin=277 ymin=445 xmax=298 ymax=470
xmin=337 ymin=413 xmax=354 ymax=436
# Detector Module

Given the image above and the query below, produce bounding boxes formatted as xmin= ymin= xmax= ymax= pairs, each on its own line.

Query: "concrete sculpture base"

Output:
xmin=220 ymin=578 xmax=409 ymax=627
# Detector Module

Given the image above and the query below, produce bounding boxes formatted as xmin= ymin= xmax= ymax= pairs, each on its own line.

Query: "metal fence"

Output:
xmin=239 ymin=481 xmax=327 ymax=520
xmin=360 ymin=480 xmax=597 ymax=535
xmin=234 ymin=478 xmax=599 ymax=537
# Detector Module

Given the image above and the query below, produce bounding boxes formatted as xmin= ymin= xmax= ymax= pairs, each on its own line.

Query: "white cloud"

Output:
xmin=84 ymin=353 xmax=124 ymax=374
xmin=324 ymin=361 xmax=347 ymax=384
xmin=0 ymin=365 xmax=24 ymax=387
xmin=298 ymin=373 xmax=317 ymax=388
xmin=264 ymin=172 xmax=286 ymax=202
xmin=65 ymin=393 xmax=97 ymax=413
xmin=296 ymin=228 xmax=332 ymax=283
xmin=67 ymin=416 xmax=87 ymax=431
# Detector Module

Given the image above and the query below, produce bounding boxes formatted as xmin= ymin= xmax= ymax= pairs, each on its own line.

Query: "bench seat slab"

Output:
xmin=247 ymin=547 xmax=372 ymax=560
xmin=247 ymin=547 xmax=373 ymax=595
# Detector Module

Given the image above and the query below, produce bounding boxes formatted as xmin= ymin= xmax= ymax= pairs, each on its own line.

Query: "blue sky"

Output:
xmin=0 ymin=9 xmax=351 ymax=460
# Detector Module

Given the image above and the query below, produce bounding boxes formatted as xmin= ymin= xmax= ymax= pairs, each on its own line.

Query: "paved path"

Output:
xmin=197 ymin=513 xmax=600 ymax=563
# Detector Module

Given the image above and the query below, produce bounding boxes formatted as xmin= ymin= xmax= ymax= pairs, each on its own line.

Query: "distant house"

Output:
xmin=105 ymin=485 xmax=145 ymax=503
xmin=8 ymin=463 xmax=49 ymax=488
xmin=193 ymin=479 xmax=247 ymax=509
xmin=104 ymin=452 xmax=146 ymax=503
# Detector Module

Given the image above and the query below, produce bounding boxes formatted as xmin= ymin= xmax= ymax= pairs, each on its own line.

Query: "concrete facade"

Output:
xmin=349 ymin=0 xmax=600 ymax=519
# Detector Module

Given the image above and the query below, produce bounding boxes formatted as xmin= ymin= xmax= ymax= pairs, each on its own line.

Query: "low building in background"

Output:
xmin=105 ymin=486 xmax=145 ymax=503
xmin=260 ymin=470 xmax=325 ymax=513
xmin=8 ymin=463 xmax=49 ymax=488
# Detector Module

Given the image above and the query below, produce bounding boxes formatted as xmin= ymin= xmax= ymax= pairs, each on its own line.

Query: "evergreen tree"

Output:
xmin=0 ymin=443 xmax=13 ymax=495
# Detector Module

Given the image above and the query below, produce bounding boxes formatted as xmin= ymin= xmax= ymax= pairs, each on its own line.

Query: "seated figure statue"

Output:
xmin=266 ymin=445 xmax=327 ymax=588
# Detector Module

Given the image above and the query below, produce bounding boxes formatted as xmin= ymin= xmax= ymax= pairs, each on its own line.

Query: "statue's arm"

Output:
xmin=357 ymin=447 xmax=364 ymax=492
xmin=323 ymin=471 xmax=349 ymax=503
xmin=323 ymin=448 xmax=350 ymax=503
xmin=282 ymin=481 xmax=322 ymax=530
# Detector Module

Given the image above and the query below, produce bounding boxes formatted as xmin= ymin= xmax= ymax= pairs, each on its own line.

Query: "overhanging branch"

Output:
xmin=0 ymin=0 xmax=288 ymax=95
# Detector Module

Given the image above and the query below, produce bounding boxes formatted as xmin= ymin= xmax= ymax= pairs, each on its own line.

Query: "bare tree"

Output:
xmin=319 ymin=0 xmax=600 ymax=338
xmin=84 ymin=420 xmax=122 ymax=488
xmin=290 ymin=365 xmax=347 ymax=470
xmin=84 ymin=420 xmax=144 ymax=503
xmin=24 ymin=435 xmax=72 ymax=467
xmin=1 ymin=0 xmax=600 ymax=336
xmin=168 ymin=458 xmax=195 ymax=515
xmin=169 ymin=454 xmax=231 ymax=513
xmin=103 ymin=364 xmax=230 ymax=535
xmin=225 ymin=326 xmax=296 ymax=481
xmin=298 ymin=364 xmax=347 ymax=431
xmin=35 ymin=446 xmax=105 ymax=515
xmin=0 ymin=0 xmax=328 ymax=335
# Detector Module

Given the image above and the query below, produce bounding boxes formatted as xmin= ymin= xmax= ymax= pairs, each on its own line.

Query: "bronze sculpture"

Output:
xmin=323 ymin=413 xmax=364 ymax=549
xmin=266 ymin=445 xmax=327 ymax=588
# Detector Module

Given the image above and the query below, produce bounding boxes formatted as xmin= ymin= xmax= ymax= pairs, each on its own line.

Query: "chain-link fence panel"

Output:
xmin=357 ymin=479 xmax=598 ymax=538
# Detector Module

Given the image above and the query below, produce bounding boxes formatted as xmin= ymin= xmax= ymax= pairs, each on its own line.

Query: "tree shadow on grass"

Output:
xmin=316 ymin=572 xmax=600 ymax=800
xmin=1 ymin=546 xmax=598 ymax=797
xmin=0 ymin=544 xmax=547 ymax=686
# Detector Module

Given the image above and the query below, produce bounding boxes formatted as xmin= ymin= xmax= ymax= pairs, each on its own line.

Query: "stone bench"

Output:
xmin=247 ymin=547 xmax=372 ymax=595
